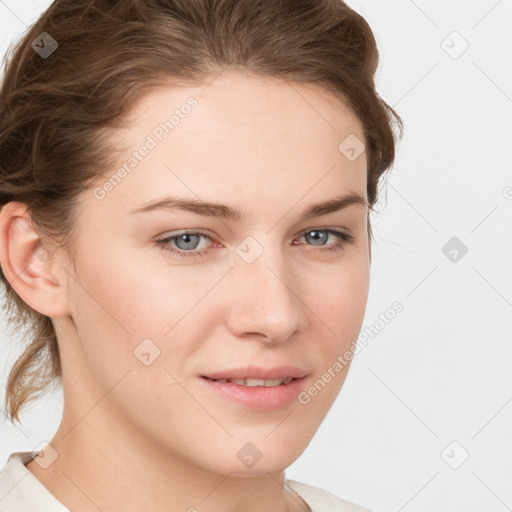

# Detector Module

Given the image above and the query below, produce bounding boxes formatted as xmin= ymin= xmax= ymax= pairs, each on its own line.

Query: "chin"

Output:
xmin=217 ymin=443 xmax=303 ymax=477
xmin=228 ymin=461 xmax=291 ymax=478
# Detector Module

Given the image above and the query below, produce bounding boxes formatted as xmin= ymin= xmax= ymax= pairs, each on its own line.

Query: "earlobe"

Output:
xmin=0 ymin=202 xmax=71 ymax=318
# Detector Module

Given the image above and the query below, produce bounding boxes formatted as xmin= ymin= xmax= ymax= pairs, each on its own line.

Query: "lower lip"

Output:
xmin=200 ymin=376 xmax=308 ymax=412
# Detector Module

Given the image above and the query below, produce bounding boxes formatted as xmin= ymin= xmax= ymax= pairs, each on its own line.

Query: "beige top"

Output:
xmin=0 ymin=451 xmax=372 ymax=512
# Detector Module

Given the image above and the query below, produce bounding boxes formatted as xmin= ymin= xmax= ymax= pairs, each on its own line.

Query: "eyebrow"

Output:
xmin=129 ymin=191 xmax=368 ymax=221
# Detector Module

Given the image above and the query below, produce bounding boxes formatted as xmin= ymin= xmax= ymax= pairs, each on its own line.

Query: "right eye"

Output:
xmin=155 ymin=230 xmax=216 ymax=259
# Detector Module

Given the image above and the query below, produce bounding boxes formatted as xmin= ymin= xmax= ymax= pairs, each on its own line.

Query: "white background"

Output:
xmin=0 ymin=1 xmax=511 ymax=511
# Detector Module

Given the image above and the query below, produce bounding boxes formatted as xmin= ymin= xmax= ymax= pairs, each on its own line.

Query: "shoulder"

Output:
xmin=0 ymin=450 xmax=70 ymax=511
xmin=286 ymin=479 xmax=372 ymax=512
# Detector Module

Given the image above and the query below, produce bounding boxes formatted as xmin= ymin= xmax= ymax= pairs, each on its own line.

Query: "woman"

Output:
xmin=0 ymin=0 xmax=402 ymax=510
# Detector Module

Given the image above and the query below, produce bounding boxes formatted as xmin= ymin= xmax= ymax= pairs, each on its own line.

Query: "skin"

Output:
xmin=0 ymin=70 xmax=370 ymax=512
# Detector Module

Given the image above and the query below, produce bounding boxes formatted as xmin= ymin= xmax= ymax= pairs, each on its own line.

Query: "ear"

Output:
xmin=0 ymin=202 xmax=72 ymax=318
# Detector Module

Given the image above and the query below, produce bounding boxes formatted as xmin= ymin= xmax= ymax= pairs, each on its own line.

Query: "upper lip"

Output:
xmin=202 ymin=365 xmax=308 ymax=380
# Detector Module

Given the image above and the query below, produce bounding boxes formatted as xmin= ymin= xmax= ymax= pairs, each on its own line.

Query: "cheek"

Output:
xmin=68 ymin=249 xmax=221 ymax=379
xmin=67 ymin=264 xmax=200 ymax=435
xmin=305 ymin=259 xmax=369 ymax=405
xmin=315 ymin=258 xmax=370 ymax=337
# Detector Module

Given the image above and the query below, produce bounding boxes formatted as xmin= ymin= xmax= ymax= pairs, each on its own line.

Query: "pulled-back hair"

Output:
xmin=0 ymin=0 xmax=402 ymax=424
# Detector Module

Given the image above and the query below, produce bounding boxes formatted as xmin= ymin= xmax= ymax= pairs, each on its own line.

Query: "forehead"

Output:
xmin=124 ymin=70 xmax=364 ymax=141
xmin=90 ymin=70 xmax=367 ymax=219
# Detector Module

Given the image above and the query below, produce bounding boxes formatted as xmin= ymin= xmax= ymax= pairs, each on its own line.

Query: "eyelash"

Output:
xmin=155 ymin=228 xmax=354 ymax=259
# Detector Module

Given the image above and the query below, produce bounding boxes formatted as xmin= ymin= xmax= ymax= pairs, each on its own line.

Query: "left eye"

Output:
xmin=155 ymin=228 xmax=354 ymax=259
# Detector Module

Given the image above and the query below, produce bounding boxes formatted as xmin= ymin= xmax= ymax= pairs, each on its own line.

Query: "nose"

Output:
xmin=224 ymin=248 xmax=309 ymax=344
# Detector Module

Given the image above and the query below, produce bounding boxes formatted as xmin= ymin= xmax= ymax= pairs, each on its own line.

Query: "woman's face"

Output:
xmin=55 ymin=70 xmax=370 ymax=476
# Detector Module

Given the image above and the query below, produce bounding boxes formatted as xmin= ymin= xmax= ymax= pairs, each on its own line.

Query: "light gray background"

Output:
xmin=0 ymin=1 xmax=511 ymax=511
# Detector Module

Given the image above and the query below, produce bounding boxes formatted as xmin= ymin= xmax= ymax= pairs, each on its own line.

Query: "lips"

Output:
xmin=210 ymin=377 xmax=294 ymax=386
xmin=200 ymin=374 xmax=308 ymax=411
xmin=202 ymin=364 xmax=308 ymax=381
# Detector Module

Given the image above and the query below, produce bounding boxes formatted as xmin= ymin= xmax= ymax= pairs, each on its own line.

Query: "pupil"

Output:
xmin=177 ymin=234 xmax=199 ymax=250
xmin=307 ymin=230 xmax=326 ymax=246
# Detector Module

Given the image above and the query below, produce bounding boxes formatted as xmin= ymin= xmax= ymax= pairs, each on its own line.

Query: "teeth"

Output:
xmin=217 ymin=377 xmax=294 ymax=387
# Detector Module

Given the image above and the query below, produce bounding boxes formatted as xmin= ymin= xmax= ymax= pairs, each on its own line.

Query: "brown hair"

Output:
xmin=0 ymin=0 xmax=402 ymax=424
